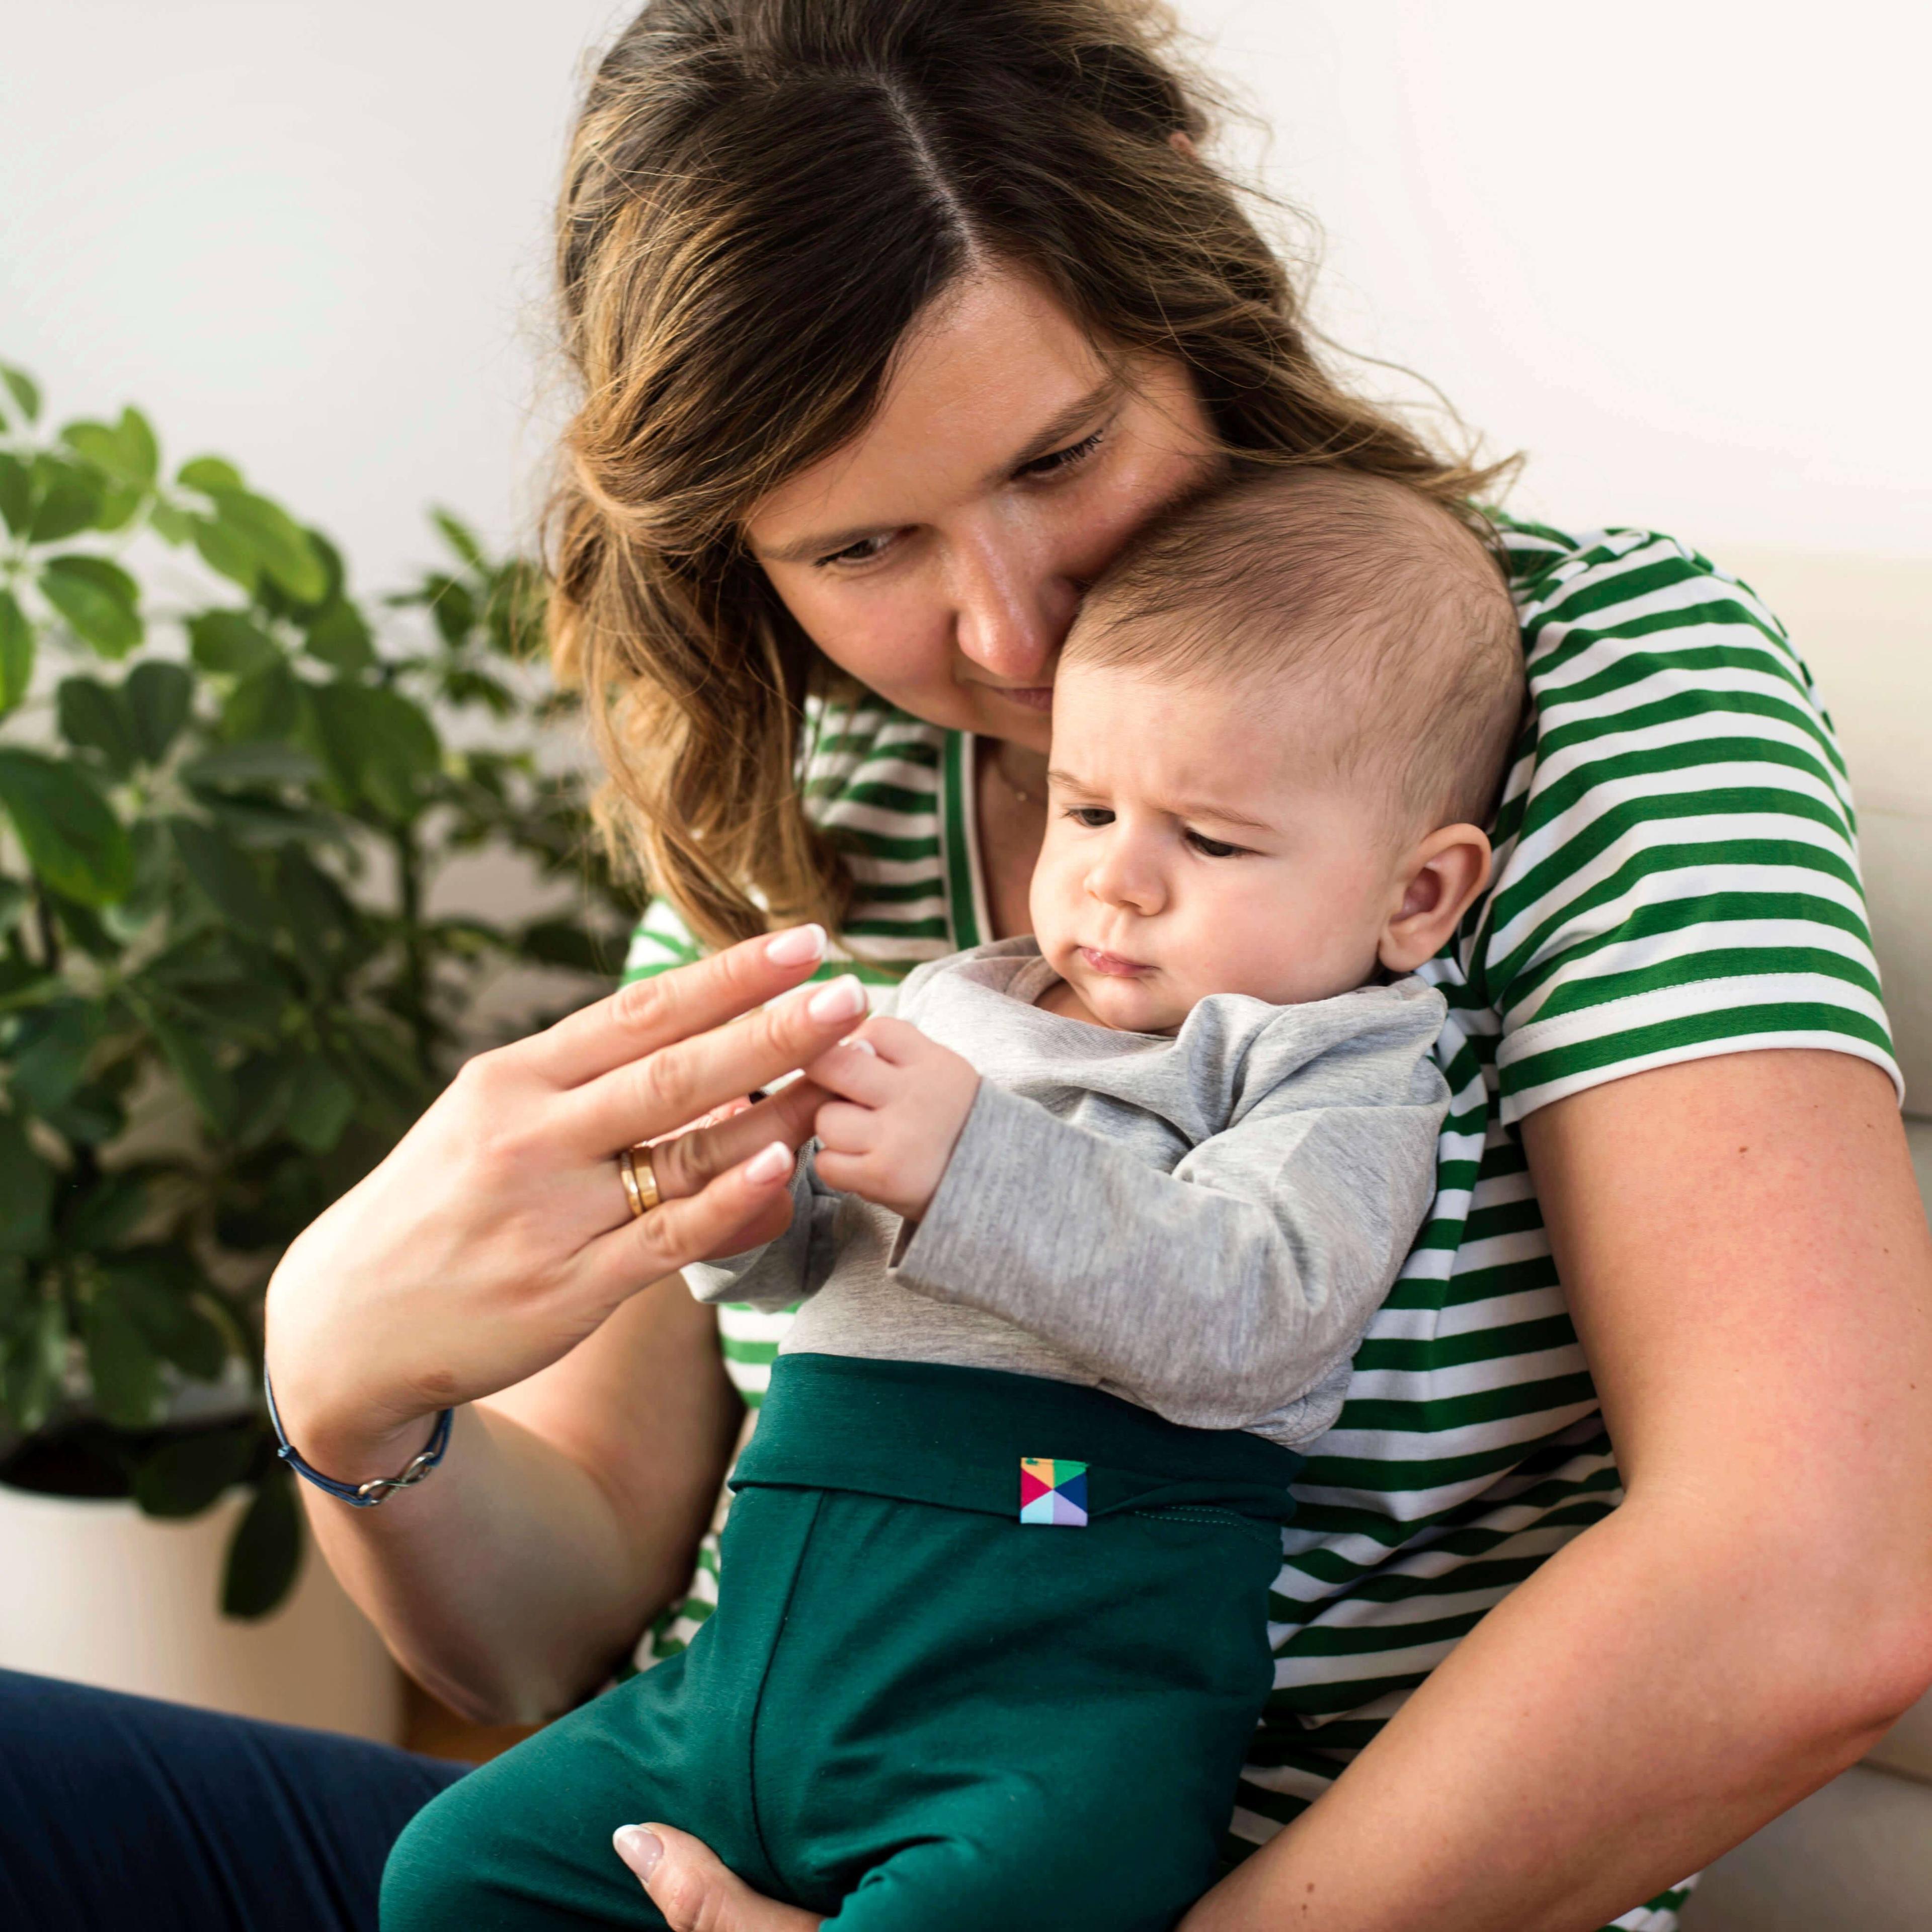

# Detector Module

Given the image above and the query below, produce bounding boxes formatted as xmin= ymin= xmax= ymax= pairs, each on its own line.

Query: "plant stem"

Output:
xmin=31 ymin=880 xmax=61 ymax=974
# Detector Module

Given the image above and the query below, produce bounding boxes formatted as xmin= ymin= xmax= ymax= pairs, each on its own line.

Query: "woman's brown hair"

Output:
xmin=550 ymin=0 xmax=1511 ymax=949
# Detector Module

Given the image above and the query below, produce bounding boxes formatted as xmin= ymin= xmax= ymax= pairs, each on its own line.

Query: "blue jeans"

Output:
xmin=0 ymin=1668 xmax=468 ymax=1931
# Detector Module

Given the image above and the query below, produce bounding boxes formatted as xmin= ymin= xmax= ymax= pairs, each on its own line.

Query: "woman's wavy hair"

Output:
xmin=550 ymin=0 xmax=1514 ymax=949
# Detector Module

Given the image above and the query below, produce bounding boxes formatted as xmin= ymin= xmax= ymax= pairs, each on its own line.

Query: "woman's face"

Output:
xmin=744 ymin=267 xmax=1222 ymax=753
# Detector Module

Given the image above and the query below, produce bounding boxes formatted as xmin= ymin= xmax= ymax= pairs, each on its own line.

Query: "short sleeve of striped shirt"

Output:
xmin=1480 ymin=522 xmax=1899 ymax=1122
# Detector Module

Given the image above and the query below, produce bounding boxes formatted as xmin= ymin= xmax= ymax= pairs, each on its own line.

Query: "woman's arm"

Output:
xmin=300 ymin=1272 xmax=741 ymax=1726
xmin=1180 ymin=1047 xmax=1932 ymax=1931
xmin=267 ymin=934 xmax=867 ymax=1722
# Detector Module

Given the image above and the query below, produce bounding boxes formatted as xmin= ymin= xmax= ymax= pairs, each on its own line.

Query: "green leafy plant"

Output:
xmin=0 ymin=360 xmax=632 ymax=1615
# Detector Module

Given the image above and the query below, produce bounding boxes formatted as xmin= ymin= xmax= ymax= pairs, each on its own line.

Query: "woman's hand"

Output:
xmin=614 ymin=1824 xmax=823 ymax=1931
xmin=264 ymin=926 xmax=869 ymax=1481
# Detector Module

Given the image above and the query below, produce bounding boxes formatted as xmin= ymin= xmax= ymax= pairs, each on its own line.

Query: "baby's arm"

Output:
xmin=681 ymin=1154 xmax=837 ymax=1312
xmin=808 ymin=993 xmax=1448 ymax=1436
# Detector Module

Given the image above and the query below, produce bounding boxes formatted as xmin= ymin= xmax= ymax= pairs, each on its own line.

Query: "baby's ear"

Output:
xmin=1378 ymin=825 xmax=1493 ymax=974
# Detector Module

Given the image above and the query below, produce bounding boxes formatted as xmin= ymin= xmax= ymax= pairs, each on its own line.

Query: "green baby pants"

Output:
xmin=382 ymin=1354 xmax=1300 ymax=1932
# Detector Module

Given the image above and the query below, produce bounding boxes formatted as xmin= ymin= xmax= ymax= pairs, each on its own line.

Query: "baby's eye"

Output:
xmin=1184 ymin=829 xmax=1248 ymax=859
xmin=1066 ymin=806 xmax=1114 ymax=828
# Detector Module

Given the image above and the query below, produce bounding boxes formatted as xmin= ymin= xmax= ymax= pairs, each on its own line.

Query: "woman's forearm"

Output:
xmin=299 ymin=1275 xmax=741 ymax=1725
xmin=1182 ymin=1490 xmax=1910 ymax=1932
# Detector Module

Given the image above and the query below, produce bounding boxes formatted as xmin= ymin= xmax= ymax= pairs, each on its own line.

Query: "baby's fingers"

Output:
xmin=802 ymin=1034 xmax=896 ymax=1105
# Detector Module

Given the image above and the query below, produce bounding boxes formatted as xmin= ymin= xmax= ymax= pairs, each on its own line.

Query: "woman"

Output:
xmin=8 ymin=5 xmax=1928 ymax=1930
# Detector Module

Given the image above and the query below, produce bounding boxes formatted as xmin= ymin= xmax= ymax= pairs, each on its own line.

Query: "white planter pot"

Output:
xmin=0 ymin=1482 xmax=400 ymax=1742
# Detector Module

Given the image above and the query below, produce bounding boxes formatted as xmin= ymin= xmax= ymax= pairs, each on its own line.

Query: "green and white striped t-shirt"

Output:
xmin=620 ymin=519 xmax=1897 ymax=1932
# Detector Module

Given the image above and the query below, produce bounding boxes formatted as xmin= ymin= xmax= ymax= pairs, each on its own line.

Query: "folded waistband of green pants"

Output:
xmin=731 ymin=1352 xmax=1303 ymax=1526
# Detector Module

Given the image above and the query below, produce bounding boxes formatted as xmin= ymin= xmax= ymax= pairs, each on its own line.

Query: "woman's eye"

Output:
xmin=814 ymin=532 xmax=898 ymax=569
xmin=1067 ymin=806 xmax=1114 ymax=828
xmin=1185 ymin=829 xmax=1247 ymax=859
xmin=1018 ymin=428 xmax=1105 ymax=479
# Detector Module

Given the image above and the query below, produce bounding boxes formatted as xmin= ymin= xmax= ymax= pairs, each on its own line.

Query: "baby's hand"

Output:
xmin=805 ymin=1017 xmax=979 ymax=1223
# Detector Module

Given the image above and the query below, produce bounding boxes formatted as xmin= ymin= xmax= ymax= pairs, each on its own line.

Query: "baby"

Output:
xmin=384 ymin=468 xmax=1524 ymax=1932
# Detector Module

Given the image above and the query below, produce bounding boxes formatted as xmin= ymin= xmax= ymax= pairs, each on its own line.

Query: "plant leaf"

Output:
xmin=219 ymin=663 xmax=302 ymax=744
xmin=133 ymin=1425 xmax=257 ymax=1519
xmin=0 ymin=749 xmax=134 ymax=906
xmin=143 ymin=1010 xmax=237 ymax=1136
xmin=60 ymin=1167 xmax=151 ymax=1249
xmin=1 ymin=1293 xmax=66 ymax=1432
xmin=0 ymin=364 xmax=41 ymax=424
xmin=190 ymin=513 xmax=258 ymax=593
xmin=0 ymin=1111 xmax=55 ymax=1256
xmin=431 ymin=507 xmax=485 ymax=567
xmin=284 ymin=1057 xmax=357 ymax=1154
xmin=27 ymin=456 xmax=106 ymax=543
xmin=302 ymin=599 xmax=375 ymax=674
xmin=187 ymin=609 xmax=279 ymax=679
xmin=307 ymin=682 xmax=440 ymax=820
xmin=0 ymin=589 xmax=34 ymax=716
xmin=0 ymin=1254 xmax=26 ymax=1328
xmin=119 ymin=408 xmax=160 ymax=487
xmin=232 ymin=1051 xmax=297 ymax=1149
xmin=181 ymin=741 xmax=319 ymax=790
xmin=103 ymin=817 xmax=174 ymax=941
xmin=8 ymin=997 xmax=104 ymax=1114
xmin=0 ymin=453 xmax=31 ymax=536
xmin=38 ymin=554 xmax=143 ymax=658
xmin=427 ymin=577 xmax=477 ymax=648
xmin=176 ymin=455 xmax=244 ymax=494
xmin=40 ymin=1079 xmax=129 ymax=1147
xmin=125 ymin=660 xmax=194 ymax=764
xmin=148 ymin=499 xmax=192 ymax=545
xmin=206 ymin=490 xmax=327 ymax=605
xmin=83 ymin=1289 xmax=166 ymax=1427
xmin=102 ymin=1248 xmax=229 ymax=1382
xmin=62 ymin=410 xmax=158 ymax=491
xmin=222 ymin=1467 xmax=303 ymax=1619
xmin=56 ymin=676 xmax=141 ymax=775
xmin=274 ymin=848 xmax=357 ymax=977
xmin=169 ymin=816 xmax=277 ymax=936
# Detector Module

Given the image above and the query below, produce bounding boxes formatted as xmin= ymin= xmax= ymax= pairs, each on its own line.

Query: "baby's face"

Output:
xmin=1029 ymin=661 xmax=1411 ymax=1034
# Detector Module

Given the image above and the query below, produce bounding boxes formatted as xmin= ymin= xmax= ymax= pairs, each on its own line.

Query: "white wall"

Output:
xmin=1175 ymin=1 xmax=1931 ymax=558
xmin=1 ymin=1 xmax=1925 ymax=604
xmin=0 ymin=0 xmax=627 ymax=598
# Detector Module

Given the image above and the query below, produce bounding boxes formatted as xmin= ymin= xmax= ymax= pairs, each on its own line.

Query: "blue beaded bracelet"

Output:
xmin=264 ymin=1363 xmax=454 ymax=1508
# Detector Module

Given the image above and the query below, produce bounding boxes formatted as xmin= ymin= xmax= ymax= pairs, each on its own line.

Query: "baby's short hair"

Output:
xmin=1065 ymin=468 xmax=1524 ymax=833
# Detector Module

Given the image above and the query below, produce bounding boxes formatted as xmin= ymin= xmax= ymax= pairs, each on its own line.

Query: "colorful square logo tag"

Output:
xmin=1019 ymin=1457 xmax=1089 ymax=1526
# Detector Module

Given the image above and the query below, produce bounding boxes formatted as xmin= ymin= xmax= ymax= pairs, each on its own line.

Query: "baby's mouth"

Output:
xmin=1077 ymin=946 xmax=1151 ymax=978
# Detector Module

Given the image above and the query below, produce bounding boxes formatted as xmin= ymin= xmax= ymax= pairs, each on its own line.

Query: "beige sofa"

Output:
xmin=1673 ymin=551 xmax=1932 ymax=1928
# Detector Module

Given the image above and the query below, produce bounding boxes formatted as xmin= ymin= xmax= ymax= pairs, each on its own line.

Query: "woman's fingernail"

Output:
xmin=765 ymin=923 xmax=827 ymax=965
xmin=843 ymin=1035 xmax=877 ymax=1056
xmin=745 ymin=1140 xmax=792 ymax=1185
xmin=612 ymin=1824 xmax=664 ymax=1879
xmin=807 ymin=974 xmax=865 ymax=1022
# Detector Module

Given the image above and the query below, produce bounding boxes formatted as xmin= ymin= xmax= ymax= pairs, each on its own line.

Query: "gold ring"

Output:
xmin=618 ymin=1144 xmax=661 ymax=1219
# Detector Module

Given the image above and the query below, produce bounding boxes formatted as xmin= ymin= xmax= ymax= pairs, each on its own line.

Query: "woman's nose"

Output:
xmin=949 ymin=527 xmax=1081 ymax=683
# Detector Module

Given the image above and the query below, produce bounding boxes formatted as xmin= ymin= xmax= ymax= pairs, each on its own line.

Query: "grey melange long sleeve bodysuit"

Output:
xmin=688 ymin=936 xmax=1452 ymax=1447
